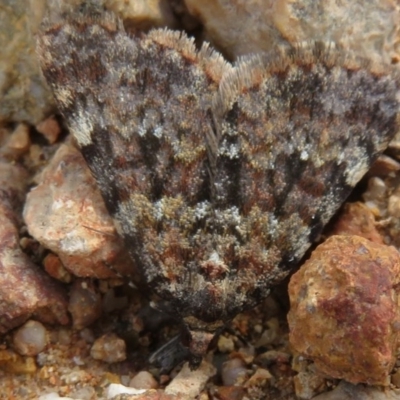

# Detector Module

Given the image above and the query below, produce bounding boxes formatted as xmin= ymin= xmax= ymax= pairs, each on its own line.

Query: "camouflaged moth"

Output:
xmin=37 ymin=6 xmax=400 ymax=368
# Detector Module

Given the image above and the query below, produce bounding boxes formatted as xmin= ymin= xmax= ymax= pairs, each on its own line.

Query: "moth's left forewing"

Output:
xmin=37 ymin=11 xmax=234 ymax=298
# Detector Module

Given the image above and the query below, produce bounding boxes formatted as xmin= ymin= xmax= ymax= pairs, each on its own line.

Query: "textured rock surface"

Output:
xmin=312 ymin=380 xmax=400 ymax=400
xmin=329 ymin=202 xmax=384 ymax=244
xmin=90 ymin=333 xmax=127 ymax=363
xmin=129 ymin=371 xmax=158 ymax=390
xmin=0 ymin=160 xmax=69 ymax=333
xmin=184 ymin=0 xmax=400 ymax=62
xmin=164 ymin=361 xmax=216 ymax=398
xmin=68 ymin=279 xmax=102 ymax=329
xmin=13 ymin=320 xmax=48 ymax=356
xmin=288 ymin=235 xmax=400 ymax=385
xmin=23 ymin=144 xmax=137 ymax=279
xmin=105 ymin=0 xmax=177 ymax=30
xmin=0 ymin=0 xmax=53 ymax=124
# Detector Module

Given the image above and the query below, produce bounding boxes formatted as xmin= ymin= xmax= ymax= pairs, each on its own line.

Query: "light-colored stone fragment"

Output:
xmin=165 ymin=361 xmax=216 ymax=399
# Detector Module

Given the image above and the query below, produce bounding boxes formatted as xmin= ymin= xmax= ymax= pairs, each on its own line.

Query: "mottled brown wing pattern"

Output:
xmin=210 ymin=49 xmax=400 ymax=311
xmin=37 ymin=8 xmax=400 ymax=367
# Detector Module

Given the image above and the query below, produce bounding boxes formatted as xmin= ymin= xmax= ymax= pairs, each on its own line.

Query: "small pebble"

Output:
xmin=217 ymin=335 xmax=235 ymax=353
xmin=244 ymin=368 xmax=272 ymax=388
xmin=165 ymin=361 xmax=216 ymax=398
xmin=106 ymin=383 xmax=145 ymax=399
xmin=57 ymin=328 xmax=72 ymax=345
xmin=90 ymin=333 xmax=126 ymax=363
xmin=256 ymin=318 xmax=280 ymax=348
xmin=13 ymin=320 xmax=47 ymax=356
xmin=129 ymin=370 xmax=158 ymax=390
xmin=293 ymin=371 xmax=326 ymax=399
xmin=221 ymin=358 xmax=247 ymax=386
xmin=36 ymin=116 xmax=61 ymax=144
xmin=38 ymin=393 xmax=74 ymax=400
xmin=391 ymin=368 xmax=400 ymax=387
xmin=68 ymin=279 xmax=102 ymax=330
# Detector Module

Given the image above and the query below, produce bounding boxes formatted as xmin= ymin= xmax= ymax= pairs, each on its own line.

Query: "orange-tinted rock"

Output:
xmin=43 ymin=253 xmax=72 ymax=283
xmin=35 ymin=115 xmax=61 ymax=144
xmin=329 ymin=202 xmax=384 ymax=244
xmin=288 ymin=235 xmax=400 ymax=385
xmin=216 ymin=386 xmax=245 ymax=400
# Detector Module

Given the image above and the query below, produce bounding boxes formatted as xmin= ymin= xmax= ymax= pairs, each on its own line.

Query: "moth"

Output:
xmin=37 ymin=6 xmax=400 ymax=368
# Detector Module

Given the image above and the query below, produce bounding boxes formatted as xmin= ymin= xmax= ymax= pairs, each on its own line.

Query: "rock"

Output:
xmin=106 ymin=383 xmax=146 ymax=398
xmin=129 ymin=371 xmax=158 ymax=390
xmin=367 ymin=155 xmax=400 ymax=178
xmin=36 ymin=116 xmax=62 ymax=144
xmin=221 ymin=358 xmax=248 ymax=386
xmin=244 ymin=368 xmax=272 ymax=388
xmin=43 ymin=253 xmax=72 ymax=283
xmin=0 ymin=0 xmax=54 ymax=124
xmin=24 ymin=144 xmax=138 ymax=279
xmin=183 ymin=0 xmax=399 ymax=62
xmin=106 ymin=386 xmax=178 ymax=399
xmin=288 ymin=235 xmax=400 ymax=385
xmin=293 ymin=370 xmax=326 ymax=400
xmin=217 ymin=335 xmax=235 ymax=353
xmin=329 ymin=202 xmax=384 ymax=244
xmin=0 ymin=123 xmax=31 ymax=160
xmin=90 ymin=333 xmax=126 ymax=363
xmin=255 ymin=317 xmax=280 ymax=347
xmin=382 ymin=182 xmax=400 ymax=251
xmin=0 ymin=349 xmax=37 ymax=374
xmin=0 ymin=160 xmax=69 ymax=333
xmin=165 ymin=361 xmax=216 ymax=399
xmin=215 ymin=386 xmax=246 ymax=400
xmin=312 ymin=380 xmax=400 ymax=400
xmin=255 ymin=350 xmax=291 ymax=368
xmin=38 ymin=393 xmax=74 ymax=400
xmin=13 ymin=320 xmax=48 ymax=356
xmin=105 ymin=0 xmax=177 ymax=30
xmin=362 ymin=177 xmax=389 ymax=217
xmin=68 ymin=279 xmax=103 ymax=330
xmin=391 ymin=368 xmax=400 ymax=387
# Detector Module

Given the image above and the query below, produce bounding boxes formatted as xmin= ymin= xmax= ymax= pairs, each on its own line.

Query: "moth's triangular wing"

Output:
xmin=37 ymin=10 xmax=233 ymax=298
xmin=210 ymin=45 xmax=400 ymax=305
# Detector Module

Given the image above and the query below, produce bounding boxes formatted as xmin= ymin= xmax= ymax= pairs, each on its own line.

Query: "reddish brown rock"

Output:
xmin=288 ymin=235 xmax=400 ymax=385
xmin=43 ymin=253 xmax=72 ymax=283
xmin=216 ymin=386 xmax=246 ymax=400
xmin=329 ymin=202 xmax=384 ymax=244
xmin=0 ymin=160 xmax=69 ymax=333
xmin=23 ymin=144 xmax=138 ymax=279
xmin=35 ymin=115 xmax=61 ymax=144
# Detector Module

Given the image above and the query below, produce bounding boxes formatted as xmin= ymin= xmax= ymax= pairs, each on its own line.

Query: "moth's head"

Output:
xmin=182 ymin=316 xmax=226 ymax=369
xmin=185 ymin=329 xmax=215 ymax=370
